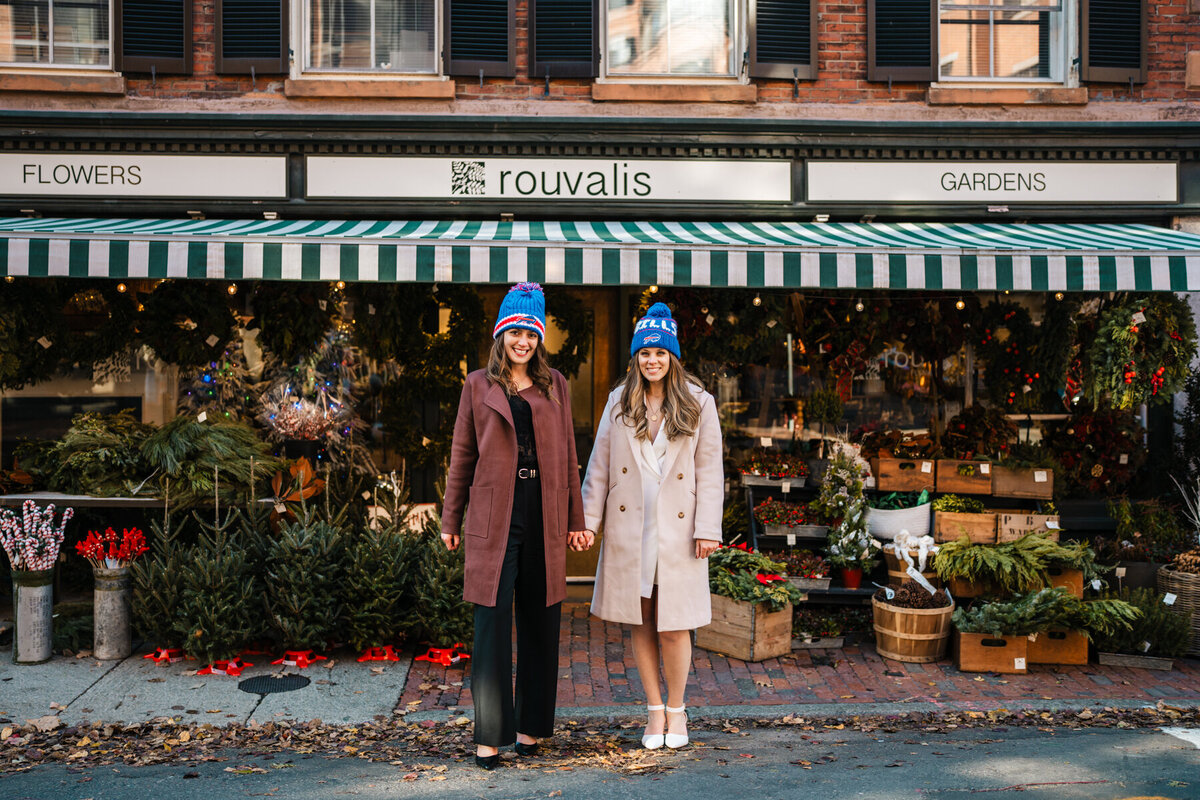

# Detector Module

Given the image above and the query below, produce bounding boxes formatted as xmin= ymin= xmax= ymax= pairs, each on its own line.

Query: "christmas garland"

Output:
xmin=0 ymin=279 xmax=69 ymax=390
xmin=61 ymin=281 xmax=139 ymax=374
xmin=137 ymin=280 xmax=237 ymax=368
xmin=1086 ymin=294 xmax=1197 ymax=409
xmin=1042 ymin=409 xmax=1145 ymax=497
xmin=250 ymin=283 xmax=337 ymax=365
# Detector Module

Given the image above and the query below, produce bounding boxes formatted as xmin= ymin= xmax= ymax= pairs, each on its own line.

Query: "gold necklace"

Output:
xmin=646 ymin=400 xmax=664 ymax=422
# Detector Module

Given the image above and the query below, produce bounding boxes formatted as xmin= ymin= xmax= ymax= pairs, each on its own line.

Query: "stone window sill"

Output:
xmin=928 ymin=84 xmax=1087 ymax=105
xmin=0 ymin=70 xmax=125 ymax=95
xmin=592 ymin=81 xmax=756 ymax=103
xmin=284 ymin=76 xmax=455 ymax=99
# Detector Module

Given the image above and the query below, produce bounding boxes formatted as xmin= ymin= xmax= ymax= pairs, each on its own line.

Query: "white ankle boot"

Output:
xmin=642 ymin=704 xmax=665 ymax=749
xmin=665 ymin=704 xmax=688 ymax=749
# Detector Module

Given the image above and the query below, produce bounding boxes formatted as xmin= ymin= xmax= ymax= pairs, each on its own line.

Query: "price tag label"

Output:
xmin=1021 ymin=385 xmax=1032 ymax=393
xmin=274 ymin=503 xmax=287 ymax=514
xmin=368 ymin=304 xmax=376 ymax=315
xmin=760 ymin=437 xmax=772 ymax=447
xmin=37 ymin=336 xmax=53 ymax=349
xmin=1115 ymin=567 xmax=1127 ymax=578
xmin=980 ymin=464 xmax=990 ymax=474
xmin=1164 ymin=593 xmax=1178 ymax=606
xmin=1013 ymin=658 xmax=1026 ymax=670
xmin=1092 ymin=579 xmax=1103 ymax=591
xmin=781 ymin=481 xmax=792 ymax=494
xmin=318 ymin=299 xmax=328 ymax=311
xmin=786 ymin=534 xmax=796 ymax=546
xmin=205 ymin=334 xmax=220 ymax=347
xmin=197 ymin=411 xmax=208 ymax=423
xmin=1027 ymin=633 xmax=1038 ymax=642
xmin=361 ymin=491 xmax=372 ymax=500
xmin=884 ymin=587 xmax=895 ymax=600
xmin=1034 ymin=470 xmax=1048 ymax=483
xmin=706 ymin=314 xmax=715 ymax=326
xmin=1119 ymin=454 xmax=1129 ymax=465
xmin=1142 ymin=640 xmax=1153 ymax=652
xmin=1132 ymin=311 xmax=1147 ymax=324
xmin=921 ymin=462 xmax=933 ymax=473
xmin=766 ymin=320 xmax=777 ymax=328
xmin=1045 ymin=520 xmax=1060 ymax=530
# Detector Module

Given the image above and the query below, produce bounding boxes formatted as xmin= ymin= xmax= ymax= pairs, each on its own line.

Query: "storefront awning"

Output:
xmin=2 ymin=217 xmax=1199 ymax=291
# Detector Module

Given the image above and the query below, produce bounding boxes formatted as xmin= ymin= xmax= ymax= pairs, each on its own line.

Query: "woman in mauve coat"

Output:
xmin=581 ymin=302 xmax=724 ymax=751
xmin=441 ymin=282 xmax=593 ymax=770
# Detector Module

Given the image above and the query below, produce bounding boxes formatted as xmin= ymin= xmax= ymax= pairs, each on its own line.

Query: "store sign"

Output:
xmin=306 ymin=157 xmax=793 ymax=202
xmin=806 ymin=161 xmax=1178 ymax=203
xmin=0 ymin=154 xmax=288 ymax=198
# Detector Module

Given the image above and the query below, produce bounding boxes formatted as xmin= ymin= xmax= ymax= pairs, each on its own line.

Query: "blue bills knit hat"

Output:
xmin=630 ymin=302 xmax=680 ymax=359
xmin=493 ymin=282 xmax=547 ymax=340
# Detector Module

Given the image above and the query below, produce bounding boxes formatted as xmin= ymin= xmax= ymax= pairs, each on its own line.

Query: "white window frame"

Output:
xmin=0 ymin=0 xmax=113 ymax=70
xmin=297 ymin=0 xmax=442 ymax=76
xmin=934 ymin=0 xmax=1075 ymax=84
xmin=600 ymin=0 xmax=746 ymax=82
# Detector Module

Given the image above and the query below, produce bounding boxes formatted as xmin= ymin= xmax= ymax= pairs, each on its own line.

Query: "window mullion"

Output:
xmin=48 ymin=0 xmax=56 ymax=65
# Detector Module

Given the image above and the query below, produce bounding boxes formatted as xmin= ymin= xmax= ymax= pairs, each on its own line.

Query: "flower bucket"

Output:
xmin=840 ymin=567 xmax=864 ymax=590
xmin=12 ymin=569 xmax=55 ymax=664
xmin=871 ymin=595 xmax=954 ymax=664
xmin=93 ymin=566 xmax=132 ymax=661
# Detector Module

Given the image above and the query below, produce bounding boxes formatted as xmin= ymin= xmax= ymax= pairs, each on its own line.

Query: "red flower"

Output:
xmin=756 ymin=574 xmax=785 ymax=585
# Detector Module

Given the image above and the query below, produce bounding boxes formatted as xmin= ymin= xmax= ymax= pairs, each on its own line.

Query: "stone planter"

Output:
xmin=93 ymin=566 xmax=132 ymax=661
xmin=787 ymin=575 xmax=832 ymax=591
xmin=12 ymin=568 xmax=55 ymax=664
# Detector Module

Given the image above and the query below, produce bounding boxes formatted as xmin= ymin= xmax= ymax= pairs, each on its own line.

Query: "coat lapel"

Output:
xmin=661 ymin=432 xmax=688 ymax=478
xmin=483 ymin=380 xmax=515 ymax=429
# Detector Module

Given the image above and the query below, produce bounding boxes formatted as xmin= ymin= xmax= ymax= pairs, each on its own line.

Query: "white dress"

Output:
xmin=636 ymin=424 xmax=668 ymax=598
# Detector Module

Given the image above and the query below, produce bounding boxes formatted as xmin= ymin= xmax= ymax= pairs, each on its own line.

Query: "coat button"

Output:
xmin=677 ymin=473 xmax=684 ymax=479
xmin=620 ymin=505 xmax=626 ymax=512
xmin=622 ymin=467 xmax=628 ymax=474
xmin=678 ymin=511 xmax=685 ymax=518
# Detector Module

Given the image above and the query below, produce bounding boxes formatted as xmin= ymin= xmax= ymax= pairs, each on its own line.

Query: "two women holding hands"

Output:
xmin=442 ymin=287 xmax=722 ymax=768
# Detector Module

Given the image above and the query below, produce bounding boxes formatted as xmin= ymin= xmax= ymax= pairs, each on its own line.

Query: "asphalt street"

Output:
xmin=3 ymin=723 xmax=1199 ymax=800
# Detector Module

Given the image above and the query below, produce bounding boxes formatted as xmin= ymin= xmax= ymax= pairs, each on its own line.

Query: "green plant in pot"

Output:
xmin=708 ymin=545 xmax=804 ymax=611
xmin=825 ymin=501 xmax=880 ymax=590
xmin=953 ymin=586 xmax=1140 ymax=639
xmin=806 ymin=386 xmax=844 ymax=459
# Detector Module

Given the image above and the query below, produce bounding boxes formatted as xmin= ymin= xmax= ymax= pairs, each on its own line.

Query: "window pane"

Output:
xmin=993 ymin=9 xmax=1053 ymax=79
xmin=939 ymin=5 xmax=1058 ymax=79
xmin=0 ymin=1 xmax=52 ymax=64
xmin=52 ymin=0 xmax=109 ymax=66
xmin=607 ymin=0 xmax=732 ymax=77
xmin=310 ymin=0 xmax=436 ymax=71
xmin=311 ymin=0 xmax=372 ymax=69
xmin=375 ymin=0 xmax=435 ymax=72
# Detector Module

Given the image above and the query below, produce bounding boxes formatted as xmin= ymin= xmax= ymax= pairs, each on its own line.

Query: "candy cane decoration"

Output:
xmin=0 ymin=501 xmax=75 ymax=571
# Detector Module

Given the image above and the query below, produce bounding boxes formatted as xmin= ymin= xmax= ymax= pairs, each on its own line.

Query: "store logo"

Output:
xmin=451 ymin=160 xmax=486 ymax=195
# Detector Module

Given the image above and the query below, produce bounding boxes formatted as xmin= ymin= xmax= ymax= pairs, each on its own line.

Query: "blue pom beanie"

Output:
xmin=630 ymin=302 xmax=680 ymax=359
xmin=493 ymin=282 xmax=546 ymax=340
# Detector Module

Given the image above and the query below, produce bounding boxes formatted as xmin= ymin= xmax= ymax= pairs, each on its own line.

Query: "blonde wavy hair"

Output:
xmin=616 ymin=352 xmax=702 ymax=441
xmin=485 ymin=332 xmax=558 ymax=403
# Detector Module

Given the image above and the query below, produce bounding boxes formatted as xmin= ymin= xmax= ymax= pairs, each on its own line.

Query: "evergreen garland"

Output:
xmin=61 ymin=281 xmax=139 ymax=375
xmin=140 ymin=416 xmax=281 ymax=507
xmin=137 ymin=280 xmax=236 ymax=368
xmin=0 ymin=279 xmax=69 ymax=389
xmin=175 ymin=510 xmax=259 ymax=664
xmin=1086 ymin=294 xmax=1197 ymax=408
xmin=24 ymin=410 xmax=154 ymax=497
xmin=250 ymin=283 xmax=338 ymax=365
xmin=953 ymin=586 xmax=1140 ymax=639
xmin=261 ymin=514 xmax=347 ymax=651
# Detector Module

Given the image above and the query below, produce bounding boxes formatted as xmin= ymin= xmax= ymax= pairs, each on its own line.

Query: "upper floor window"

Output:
xmin=0 ymin=0 xmax=111 ymax=68
xmin=306 ymin=0 xmax=437 ymax=72
xmin=605 ymin=0 xmax=737 ymax=78
xmin=939 ymin=0 xmax=1064 ymax=80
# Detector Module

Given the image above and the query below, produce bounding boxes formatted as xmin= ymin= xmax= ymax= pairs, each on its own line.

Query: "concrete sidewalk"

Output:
xmin=3 ymin=601 xmax=1199 ymax=730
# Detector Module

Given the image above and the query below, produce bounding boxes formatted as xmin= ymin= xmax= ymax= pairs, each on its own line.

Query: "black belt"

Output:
xmin=517 ymin=467 xmax=539 ymax=480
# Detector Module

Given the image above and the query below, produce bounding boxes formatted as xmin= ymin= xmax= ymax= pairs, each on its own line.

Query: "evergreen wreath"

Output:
xmin=137 ymin=280 xmax=237 ymax=368
xmin=1086 ymin=294 xmax=1197 ymax=409
xmin=61 ymin=281 xmax=140 ymax=374
xmin=250 ymin=282 xmax=337 ymax=365
xmin=971 ymin=301 xmax=1046 ymax=409
xmin=544 ymin=291 xmax=594 ymax=379
xmin=0 ymin=279 xmax=69 ymax=390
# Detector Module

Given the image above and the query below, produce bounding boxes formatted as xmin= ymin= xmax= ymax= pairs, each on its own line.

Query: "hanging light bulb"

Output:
xmin=955 ymin=297 xmax=966 ymax=310
xmin=3 ymin=276 xmax=13 ymax=283
xmin=335 ymin=280 xmax=346 ymax=290
xmin=649 ymin=285 xmax=659 ymax=294
xmin=752 ymin=294 xmax=762 ymax=307
xmin=855 ymin=299 xmax=864 ymax=312
xmin=116 ymin=282 xmax=127 ymax=293
xmin=227 ymin=283 xmax=238 ymax=295
xmin=1054 ymin=291 xmax=1064 ymax=301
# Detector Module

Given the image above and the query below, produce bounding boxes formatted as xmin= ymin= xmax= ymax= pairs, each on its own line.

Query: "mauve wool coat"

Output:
xmin=441 ymin=369 xmax=585 ymax=608
xmin=582 ymin=383 xmax=724 ymax=632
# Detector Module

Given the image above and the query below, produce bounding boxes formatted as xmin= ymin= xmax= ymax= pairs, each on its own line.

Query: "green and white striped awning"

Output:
xmin=2 ymin=217 xmax=1200 ymax=291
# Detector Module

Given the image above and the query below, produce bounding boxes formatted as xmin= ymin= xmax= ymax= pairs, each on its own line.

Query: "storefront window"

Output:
xmin=605 ymin=0 xmax=735 ymax=77
xmin=0 ymin=0 xmax=110 ymax=68
xmin=307 ymin=0 xmax=437 ymax=73
xmin=939 ymin=0 xmax=1063 ymax=81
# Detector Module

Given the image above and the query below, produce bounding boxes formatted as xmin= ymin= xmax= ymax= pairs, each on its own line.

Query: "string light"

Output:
xmin=227 ymin=283 xmax=238 ymax=295
xmin=752 ymin=294 xmax=762 ymax=306
xmin=955 ymin=298 xmax=965 ymax=310
xmin=649 ymin=285 xmax=659 ymax=293
xmin=335 ymin=281 xmax=346 ymax=290
xmin=4 ymin=276 xmax=12 ymax=283
xmin=116 ymin=282 xmax=127 ymax=293
xmin=1055 ymin=292 xmax=1064 ymax=301
xmin=855 ymin=299 xmax=864 ymax=312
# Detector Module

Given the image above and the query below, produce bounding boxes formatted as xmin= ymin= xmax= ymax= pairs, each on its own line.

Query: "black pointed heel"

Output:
xmin=475 ymin=753 xmax=500 ymax=770
xmin=514 ymin=741 xmax=539 ymax=757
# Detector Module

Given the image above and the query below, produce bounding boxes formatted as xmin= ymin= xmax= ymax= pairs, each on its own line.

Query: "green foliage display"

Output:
xmin=935 ymin=533 xmax=1049 ymax=594
xmin=1175 ymin=369 xmax=1200 ymax=491
xmin=251 ymin=283 xmax=337 ymax=365
xmin=825 ymin=507 xmax=880 ymax=570
xmin=20 ymin=411 xmax=154 ymax=497
xmin=342 ymin=521 xmax=418 ymax=652
xmin=130 ymin=515 xmax=188 ymax=647
xmin=1041 ymin=410 xmax=1145 ymax=497
xmin=952 ymin=586 xmax=1139 ymax=639
xmin=1091 ymin=587 xmax=1190 ymax=658
xmin=138 ymin=280 xmax=236 ymax=368
xmin=1098 ymin=497 xmax=1194 ymax=564
xmin=62 ymin=282 xmax=139 ymax=373
xmin=931 ymin=494 xmax=986 ymax=513
xmin=642 ymin=288 xmax=788 ymax=368
xmin=140 ymin=416 xmax=281 ymax=508
xmin=174 ymin=511 xmax=259 ymax=664
xmin=708 ymin=545 xmax=804 ymax=611
xmin=262 ymin=514 xmax=348 ymax=651
xmin=1086 ymin=294 xmax=1197 ymax=409
xmin=942 ymin=404 xmax=1017 ymax=458
xmin=0 ymin=279 xmax=68 ymax=390
xmin=406 ymin=521 xmax=474 ymax=646
xmin=809 ymin=449 xmax=867 ymax=525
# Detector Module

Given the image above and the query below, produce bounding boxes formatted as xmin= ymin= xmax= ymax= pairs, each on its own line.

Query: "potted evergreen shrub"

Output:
xmin=825 ymin=505 xmax=881 ymax=590
xmin=1093 ymin=586 xmax=1190 ymax=670
xmin=697 ymin=544 xmax=804 ymax=662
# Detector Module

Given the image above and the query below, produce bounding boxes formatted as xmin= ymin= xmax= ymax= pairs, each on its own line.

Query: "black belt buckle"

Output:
xmin=517 ymin=467 xmax=538 ymax=480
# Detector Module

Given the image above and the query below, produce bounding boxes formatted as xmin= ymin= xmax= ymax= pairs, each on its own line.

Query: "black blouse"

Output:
xmin=508 ymin=391 xmax=539 ymax=469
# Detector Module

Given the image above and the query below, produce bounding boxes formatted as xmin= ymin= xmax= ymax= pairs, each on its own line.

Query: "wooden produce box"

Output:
xmin=696 ymin=594 xmax=793 ymax=662
xmin=872 ymin=458 xmax=936 ymax=492
xmin=991 ymin=465 xmax=1054 ymax=500
xmin=946 ymin=576 xmax=1001 ymax=598
xmin=1028 ymin=628 xmax=1088 ymax=665
xmin=933 ymin=511 xmax=998 ymax=544
xmin=935 ymin=459 xmax=993 ymax=495
xmin=1044 ymin=566 xmax=1084 ymax=598
xmin=996 ymin=513 xmax=1061 ymax=543
xmin=954 ymin=631 xmax=1028 ymax=674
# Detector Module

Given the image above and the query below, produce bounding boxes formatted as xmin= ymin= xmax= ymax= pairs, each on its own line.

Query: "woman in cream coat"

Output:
xmin=581 ymin=302 xmax=724 ymax=751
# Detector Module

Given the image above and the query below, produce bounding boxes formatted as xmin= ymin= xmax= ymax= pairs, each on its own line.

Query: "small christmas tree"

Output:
xmin=261 ymin=513 xmax=347 ymax=652
xmin=407 ymin=519 xmax=474 ymax=648
xmin=129 ymin=513 xmax=188 ymax=649
xmin=343 ymin=523 xmax=418 ymax=653
xmin=175 ymin=509 xmax=259 ymax=664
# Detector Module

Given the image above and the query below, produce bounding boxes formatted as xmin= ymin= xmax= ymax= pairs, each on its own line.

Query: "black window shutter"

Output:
xmin=115 ymin=0 xmax=192 ymax=74
xmin=1081 ymin=0 xmax=1147 ymax=84
xmin=867 ymin=0 xmax=936 ymax=82
xmin=530 ymin=0 xmax=596 ymax=78
xmin=750 ymin=0 xmax=817 ymax=80
xmin=445 ymin=0 xmax=514 ymax=77
xmin=217 ymin=0 xmax=288 ymax=74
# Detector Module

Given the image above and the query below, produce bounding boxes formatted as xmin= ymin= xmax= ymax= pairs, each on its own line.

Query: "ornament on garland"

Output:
xmin=1086 ymin=294 xmax=1197 ymax=409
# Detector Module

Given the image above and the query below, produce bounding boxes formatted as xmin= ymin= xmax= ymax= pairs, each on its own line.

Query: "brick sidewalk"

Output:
xmin=397 ymin=602 xmax=1200 ymax=715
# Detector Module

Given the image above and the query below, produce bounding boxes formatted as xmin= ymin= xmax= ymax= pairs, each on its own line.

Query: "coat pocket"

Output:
xmin=464 ymin=486 xmax=493 ymax=538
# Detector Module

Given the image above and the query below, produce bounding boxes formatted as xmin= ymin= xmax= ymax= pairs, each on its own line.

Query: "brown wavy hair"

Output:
xmin=485 ymin=332 xmax=558 ymax=403
xmin=615 ymin=353 xmax=702 ymax=441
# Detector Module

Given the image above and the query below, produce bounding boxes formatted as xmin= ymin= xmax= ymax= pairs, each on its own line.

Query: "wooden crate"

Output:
xmin=695 ymin=594 xmax=793 ymax=662
xmin=872 ymin=458 xmax=936 ymax=492
xmin=946 ymin=576 xmax=1001 ymax=598
xmin=1096 ymin=651 xmax=1175 ymax=671
xmin=996 ymin=513 xmax=1061 ymax=543
xmin=991 ymin=465 xmax=1054 ymax=500
xmin=1028 ymin=628 xmax=1088 ymax=665
xmin=1044 ymin=567 xmax=1084 ymax=598
xmin=933 ymin=511 xmax=998 ymax=544
xmin=954 ymin=631 xmax=1028 ymax=674
xmin=935 ymin=459 xmax=993 ymax=495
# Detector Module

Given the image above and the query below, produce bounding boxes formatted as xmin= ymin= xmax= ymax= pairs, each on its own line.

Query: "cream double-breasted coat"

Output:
xmin=582 ymin=382 xmax=724 ymax=632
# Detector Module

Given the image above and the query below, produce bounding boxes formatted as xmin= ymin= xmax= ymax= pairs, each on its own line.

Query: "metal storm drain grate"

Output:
xmin=239 ymin=675 xmax=311 ymax=695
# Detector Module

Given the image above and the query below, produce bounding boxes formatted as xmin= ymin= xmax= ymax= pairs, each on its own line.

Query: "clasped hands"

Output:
xmin=568 ymin=530 xmax=595 ymax=552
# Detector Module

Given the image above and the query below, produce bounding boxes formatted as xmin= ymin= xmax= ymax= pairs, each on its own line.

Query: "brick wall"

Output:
xmin=116 ymin=0 xmax=1200 ymax=104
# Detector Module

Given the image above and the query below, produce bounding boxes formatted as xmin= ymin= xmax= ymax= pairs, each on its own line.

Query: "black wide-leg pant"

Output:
xmin=471 ymin=477 xmax=562 ymax=747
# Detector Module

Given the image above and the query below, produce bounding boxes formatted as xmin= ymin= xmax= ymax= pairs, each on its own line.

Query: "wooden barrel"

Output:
xmin=871 ymin=596 xmax=954 ymax=663
xmin=883 ymin=550 xmax=941 ymax=588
